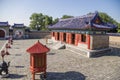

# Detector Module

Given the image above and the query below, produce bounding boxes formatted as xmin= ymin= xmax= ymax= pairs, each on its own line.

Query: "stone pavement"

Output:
xmin=0 ymin=39 xmax=120 ymax=80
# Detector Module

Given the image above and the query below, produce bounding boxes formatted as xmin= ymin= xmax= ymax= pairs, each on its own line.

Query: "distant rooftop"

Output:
xmin=13 ymin=23 xmax=24 ymax=28
xmin=0 ymin=21 xmax=9 ymax=26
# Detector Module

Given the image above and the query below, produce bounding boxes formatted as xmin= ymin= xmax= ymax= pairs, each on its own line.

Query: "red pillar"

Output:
xmin=87 ymin=34 xmax=90 ymax=49
xmin=55 ymin=32 xmax=58 ymax=40
xmin=60 ymin=32 xmax=63 ymax=42
xmin=66 ymin=33 xmax=69 ymax=44
xmin=69 ymin=33 xmax=72 ymax=44
xmin=54 ymin=32 xmax=57 ymax=40
xmin=59 ymin=32 xmax=61 ymax=41
xmin=61 ymin=32 xmax=64 ymax=42
xmin=75 ymin=34 xmax=80 ymax=46
xmin=79 ymin=34 xmax=82 ymax=43
xmin=32 ymin=72 xmax=35 ymax=80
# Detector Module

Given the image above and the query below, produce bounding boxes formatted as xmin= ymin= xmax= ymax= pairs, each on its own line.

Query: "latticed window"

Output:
xmin=53 ymin=32 xmax=55 ymax=37
xmin=81 ymin=34 xmax=86 ymax=42
xmin=34 ymin=55 xmax=45 ymax=68
xmin=63 ymin=33 xmax=66 ymax=42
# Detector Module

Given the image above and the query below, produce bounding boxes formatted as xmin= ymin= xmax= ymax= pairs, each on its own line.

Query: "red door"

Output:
xmin=0 ymin=30 xmax=5 ymax=38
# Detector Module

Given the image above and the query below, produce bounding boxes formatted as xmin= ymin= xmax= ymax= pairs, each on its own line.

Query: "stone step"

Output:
xmin=52 ymin=42 xmax=65 ymax=49
xmin=66 ymin=44 xmax=89 ymax=57
xmin=66 ymin=44 xmax=111 ymax=58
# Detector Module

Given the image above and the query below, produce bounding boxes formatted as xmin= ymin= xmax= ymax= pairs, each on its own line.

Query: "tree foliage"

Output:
xmin=53 ymin=18 xmax=59 ymax=24
xmin=117 ymin=23 xmax=120 ymax=33
xmin=99 ymin=12 xmax=120 ymax=33
xmin=29 ymin=13 xmax=74 ymax=30
xmin=61 ymin=15 xmax=73 ymax=19
xmin=29 ymin=13 xmax=53 ymax=30
xmin=29 ymin=12 xmax=120 ymax=32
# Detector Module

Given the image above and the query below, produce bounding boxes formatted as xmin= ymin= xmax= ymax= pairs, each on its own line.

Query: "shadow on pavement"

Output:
xmin=8 ymin=74 xmax=26 ymax=79
xmin=92 ymin=46 xmax=120 ymax=58
xmin=47 ymin=53 xmax=56 ymax=55
xmin=109 ymin=47 xmax=120 ymax=56
xmin=15 ymin=66 xmax=25 ymax=68
xmin=46 ymin=71 xmax=86 ymax=80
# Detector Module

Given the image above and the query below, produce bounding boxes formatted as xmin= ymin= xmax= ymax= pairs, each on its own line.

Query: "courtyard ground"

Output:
xmin=0 ymin=39 xmax=120 ymax=80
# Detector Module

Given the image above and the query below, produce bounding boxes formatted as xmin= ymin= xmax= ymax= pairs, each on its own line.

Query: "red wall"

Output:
xmin=66 ymin=33 xmax=69 ymax=44
xmin=86 ymin=34 xmax=90 ymax=49
xmin=51 ymin=32 xmax=90 ymax=49
xmin=60 ymin=32 xmax=63 ymax=42
xmin=75 ymin=34 xmax=80 ymax=46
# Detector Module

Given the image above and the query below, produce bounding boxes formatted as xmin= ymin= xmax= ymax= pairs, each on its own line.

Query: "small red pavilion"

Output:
xmin=26 ymin=40 xmax=50 ymax=80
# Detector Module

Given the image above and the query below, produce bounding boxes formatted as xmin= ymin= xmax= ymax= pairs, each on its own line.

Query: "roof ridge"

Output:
xmin=59 ymin=12 xmax=96 ymax=22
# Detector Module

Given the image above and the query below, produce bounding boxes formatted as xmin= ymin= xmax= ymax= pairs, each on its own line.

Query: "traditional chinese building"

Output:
xmin=48 ymin=11 xmax=116 ymax=57
xmin=0 ymin=21 xmax=50 ymax=39
xmin=0 ymin=22 xmax=10 ymax=38
xmin=11 ymin=23 xmax=26 ymax=39
xmin=0 ymin=22 xmax=26 ymax=39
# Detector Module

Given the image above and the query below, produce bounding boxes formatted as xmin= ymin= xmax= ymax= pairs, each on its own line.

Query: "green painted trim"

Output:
xmin=51 ymin=30 xmax=106 ymax=35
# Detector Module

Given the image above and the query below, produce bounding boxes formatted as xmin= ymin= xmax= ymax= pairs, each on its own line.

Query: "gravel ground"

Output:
xmin=0 ymin=40 xmax=7 ymax=49
xmin=0 ymin=39 xmax=120 ymax=80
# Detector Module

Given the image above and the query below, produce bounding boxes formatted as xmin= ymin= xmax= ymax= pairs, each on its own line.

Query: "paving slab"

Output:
xmin=0 ymin=39 xmax=120 ymax=80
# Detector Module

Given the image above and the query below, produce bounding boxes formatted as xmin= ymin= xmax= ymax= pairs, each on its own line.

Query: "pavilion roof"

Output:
xmin=26 ymin=40 xmax=50 ymax=54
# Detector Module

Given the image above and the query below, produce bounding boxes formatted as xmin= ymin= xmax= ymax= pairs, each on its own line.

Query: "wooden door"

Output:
xmin=0 ymin=30 xmax=5 ymax=38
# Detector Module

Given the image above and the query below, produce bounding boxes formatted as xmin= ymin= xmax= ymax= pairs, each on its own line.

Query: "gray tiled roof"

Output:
xmin=0 ymin=22 xmax=9 ymax=26
xmin=13 ymin=23 xmax=24 ymax=28
xmin=49 ymin=12 xmax=117 ymax=30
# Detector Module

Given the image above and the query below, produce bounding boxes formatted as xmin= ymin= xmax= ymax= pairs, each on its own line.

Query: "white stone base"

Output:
xmin=66 ymin=44 xmax=111 ymax=58
xmin=88 ymin=48 xmax=111 ymax=57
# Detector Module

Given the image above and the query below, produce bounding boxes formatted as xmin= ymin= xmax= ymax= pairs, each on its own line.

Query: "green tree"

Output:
xmin=99 ymin=12 xmax=119 ymax=32
xmin=30 ymin=13 xmax=44 ymax=30
xmin=52 ymin=15 xmax=73 ymax=25
xmin=44 ymin=15 xmax=53 ymax=30
xmin=117 ymin=23 xmax=120 ymax=33
xmin=61 ymin=15 xmax=73 ymax=19
xmin=53 ymin=18 xmax=59 ymax=24
xmin=29 ymin=13 xmax=53 ymax=30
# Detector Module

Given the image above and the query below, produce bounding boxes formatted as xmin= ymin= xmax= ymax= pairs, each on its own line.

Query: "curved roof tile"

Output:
xmin=49 ymin=11 xmax=117 ymax=30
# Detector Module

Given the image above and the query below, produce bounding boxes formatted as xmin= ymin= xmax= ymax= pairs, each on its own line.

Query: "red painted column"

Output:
xmin=56 ymin=32 xmax=58 ymax=40
xmin=69 ymin=33 xmax=72 ymax=44
xmin=77 ymin=34 xmax=80 ymax=45
xmin=32 ymin=72 xmax=35 ymax=80
xmin=75 ymin=34 xmax=79 ymax=46
xmin=61 ymin=32 xmax=64 ymax=42
xmin=54 ymin=32 xmax=56 ymax=40
xmin=66 ymin=33 xmax=69 ymax=44
xmin=59 ymin=32 xmax=61 ymax=41
xmin=79 ymin=34 xmax=81 ymax=43
xmin=87 ymin=34 xmax=90 ymax=49
xmin=55 ymin=32 xmax=57 ymax=40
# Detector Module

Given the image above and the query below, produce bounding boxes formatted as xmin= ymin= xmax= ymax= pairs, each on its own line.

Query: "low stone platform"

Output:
xmin=66 ymin=44 xmax=111 ymax=58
